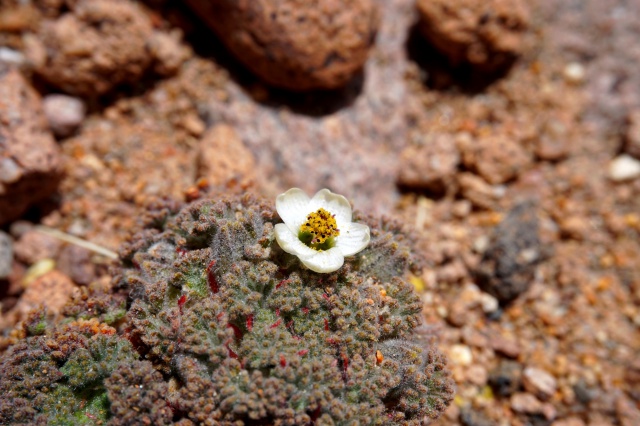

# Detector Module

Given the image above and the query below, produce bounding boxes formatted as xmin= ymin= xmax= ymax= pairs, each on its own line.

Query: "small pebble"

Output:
xmin=449 ymin=344 xmax=473 ymax=366
xmin=460 ymin=406 xmax=493 ymax=426
xmin=489 ymin=360 xmax=522 ymax=397
xmin=563 ymin=62 xmax=586 ymax=84
xmin=489 ymin=334 xmax=521 ymax=358
xmin=0 ymin=47 xmax=26 ymax=67
xmin=466 ymin=365 xmax=489 ymax=386
xmin=57 ymin=244 xmax=96 ymax=286
xmin=510 ymin=392 xmax=543 ymax=414
xmin=0 ymin=157 xmax=22 ymax=184
xmin=14 ymin=229 xmax=62 ymax=265
xmin=608 ymin=154 xmax=640 ymax=181
xmin=479 ymin=292 xmax=499 ymax=313
xmin=0 ymin=230 xmax=13 ymax=279
xmin=551 ymin=417 xmax=586 ymax=426
xmin=473 ymin=235 xmax=490 ymax=254
xmin=436 ymin=305 xmax=448 ymax=318
xmin=43 ymin=94 xmax=86 ymax=138
xmin=452 ymin=200 xmax=472 ymax=218
xmin=22 ymin=258 xmax=56 ymax=287
xmin=9 ymin=221 xmax=34 ymax=239
xmin=523 ymin=366 xmax=558 ymax=400
xmin=448 ymin=300 xmax=470 ymax=327
xmin=462 ymin=327 xmax=489 ymax=347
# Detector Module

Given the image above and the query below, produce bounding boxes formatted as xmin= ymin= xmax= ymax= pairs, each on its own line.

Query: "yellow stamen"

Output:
xmin=299 ymin=208 xmax=340 ymax=250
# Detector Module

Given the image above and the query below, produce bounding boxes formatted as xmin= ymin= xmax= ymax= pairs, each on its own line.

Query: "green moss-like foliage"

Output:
xmin=105 ymin=361 xmax=173 ymax=425
xmin=0 ymin=319 xmax=144 ymax=425
xmin=62 ymin=286 xmax=127 ymax=326
xmin=0 ymin=194 xmax=453 ymax=425
xmin=116 ymin=194 xmax=453 ymax=425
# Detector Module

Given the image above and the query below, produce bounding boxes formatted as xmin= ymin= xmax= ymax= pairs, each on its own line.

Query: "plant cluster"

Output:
xmin=0 ymin=194 xmax=454 ymax=425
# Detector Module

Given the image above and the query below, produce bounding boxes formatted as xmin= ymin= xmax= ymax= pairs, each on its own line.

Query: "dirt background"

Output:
xmin=1 ymin=0 xmax=639 ymax=425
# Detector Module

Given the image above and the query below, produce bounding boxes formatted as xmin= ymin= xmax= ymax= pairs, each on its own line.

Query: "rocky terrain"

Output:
xmin=1 ymin=0 xmax=639 ymax=425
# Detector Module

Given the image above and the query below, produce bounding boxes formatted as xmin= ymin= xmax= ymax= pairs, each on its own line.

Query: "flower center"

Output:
xmin=298 ymin=208 xmax=340 ymax=251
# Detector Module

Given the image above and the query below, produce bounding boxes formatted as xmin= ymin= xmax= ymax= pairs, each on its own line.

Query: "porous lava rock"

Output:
xmin=475 ymin=201 xmax=544 ymax=304
xmin=4 ymin=270 xmax=76 ymax=326
xmin=26 ymin=0 xmax=154 ymax=96
xmin=196 ymin=124 xmax=257 ymax=189
xmin=397 ymin=133 xmax=460 ymax=193
xmin=0 ymin=67 xmax=62 ymax=225
xmin=416 ymin=0 xmax=530 ymax=72
xmin=458 ymin=133 xmax=531 ymax=185
xmin=185 ymin=0 xmax=379 ymax=91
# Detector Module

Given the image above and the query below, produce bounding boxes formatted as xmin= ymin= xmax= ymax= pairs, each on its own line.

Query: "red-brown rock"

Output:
xmin=27 ymin=0 xmax=154 ymax=96
xmin=6 ymin=270 xmax=76 ymax=323
xmin=0 ymin=67 xmax=62 ymax=225
xmin=196 ymin=124 xmax=256 ymax=189
xmin=13 ymin=229 xmax=62 ymax=265
xmin=397 ymin=133 xmax=460 ymax=192
xmin=457 ymin=172 xmax=502 ymax=210
xmin=459 ymin=133 xmax=531 ymax=185
xmin=185 ymin=0 xmax=379 ymax=91
xmin=57 ymin=244 xmax=97 ymax=286
xmin=416 ymin=0 xmax=530 ymax=72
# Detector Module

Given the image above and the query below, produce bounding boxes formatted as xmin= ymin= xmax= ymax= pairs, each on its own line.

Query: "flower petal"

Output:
xmin=300 ymin=247 xmax=345 ymax=273
xmin=276 ymin=188 xmax=311 ymax=232
xmin=308 ymin=189 xmax=352 ymax=229
xmin=336 ymin=222 xmax=370 ymax=256
xmin=274 ymin=223 xmax=316 ymax=258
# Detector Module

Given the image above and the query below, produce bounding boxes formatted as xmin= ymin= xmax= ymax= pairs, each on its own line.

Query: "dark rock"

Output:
xmin=489 ymin=360 xmax=523 ymax=397
xmin=573 ymin=380 xmax=596 ymax=405
xmin=460 ymin=407 xmax=494 ymax=426
xmin=0 ymin=230 xmax=12 ymax=279
xmin=475 ymin=201 xmax=544 ymax=304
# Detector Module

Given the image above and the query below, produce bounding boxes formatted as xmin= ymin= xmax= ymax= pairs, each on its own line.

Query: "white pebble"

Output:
xmin=449 ymin=344 xmax=473 ymax=366
xmin=0 ymin=157 xmax=21 ymax=184
xmin=43 ymin=94 xmax=86 ymax=138
xmin=608 ymin=154 xmax=640 ymax=181
xmin=473 ymin=235 xmax=490 ymax=253
xmin=480 ymin=292 xmax=499 ymax=313
xmin=563 ymin=62 xmax=586 ymax=84
xmin=0 ymin=47 xmax=25 ymax=67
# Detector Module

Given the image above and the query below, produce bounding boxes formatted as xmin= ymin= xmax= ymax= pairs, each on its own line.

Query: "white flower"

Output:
xmin=274 ymin=188 xmax=370 ymax=273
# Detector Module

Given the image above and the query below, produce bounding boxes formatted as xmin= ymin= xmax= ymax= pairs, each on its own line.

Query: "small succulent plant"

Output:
xmin=0 ymin=317 xmax=171 ymax=425
xmin=0 ymin=191 xmax=454 ymax=425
